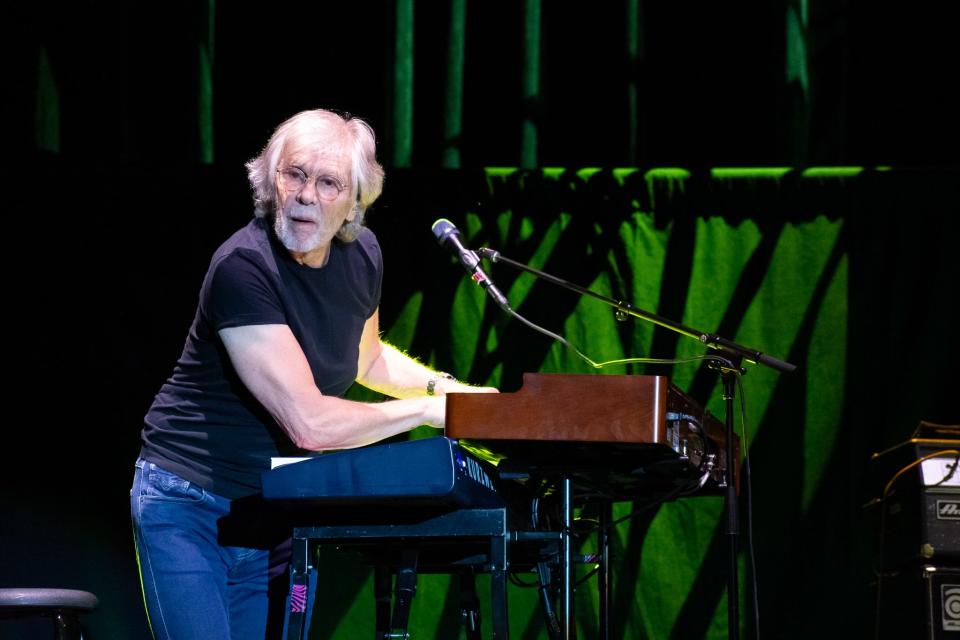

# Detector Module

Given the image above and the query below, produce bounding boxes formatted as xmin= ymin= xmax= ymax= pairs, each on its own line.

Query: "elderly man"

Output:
xmin=131 ymin=109 xmax=493 ymax=640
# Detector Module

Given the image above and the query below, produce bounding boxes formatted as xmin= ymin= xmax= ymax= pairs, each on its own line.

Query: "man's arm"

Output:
xmin=218 ymin=323 xmax=446 ymax=452
xmin=356 ymin=309 xmax=498 ymax=398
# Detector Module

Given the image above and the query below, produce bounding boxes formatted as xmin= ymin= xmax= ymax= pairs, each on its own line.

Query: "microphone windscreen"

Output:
xmin=431 ymin=218 xmax=457 ymax=244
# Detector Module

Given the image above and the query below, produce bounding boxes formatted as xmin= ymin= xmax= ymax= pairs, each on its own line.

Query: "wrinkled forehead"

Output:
xmin=281 ymin=121 xmax=353 ymax=180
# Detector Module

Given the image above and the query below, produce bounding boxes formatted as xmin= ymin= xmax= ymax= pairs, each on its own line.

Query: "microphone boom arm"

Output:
xmin=477 ymin=247 xmax=796 ymax=374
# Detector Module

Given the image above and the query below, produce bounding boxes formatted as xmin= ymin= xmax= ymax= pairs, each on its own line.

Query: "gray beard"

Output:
xmin=274 ymin=203 xmax=328 ymax=253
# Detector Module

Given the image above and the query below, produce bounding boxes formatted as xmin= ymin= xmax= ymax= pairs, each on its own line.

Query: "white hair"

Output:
xmin=245 ymin=109 xmax=385 ymax=242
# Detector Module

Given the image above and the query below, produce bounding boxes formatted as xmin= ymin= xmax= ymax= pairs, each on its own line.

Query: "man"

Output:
xmin=132 ymin=109 xmax=494 ymax=640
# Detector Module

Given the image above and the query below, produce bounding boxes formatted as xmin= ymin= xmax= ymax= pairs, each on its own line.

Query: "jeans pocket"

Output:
xmin=141 ymin=463 xmax=206 ymax=504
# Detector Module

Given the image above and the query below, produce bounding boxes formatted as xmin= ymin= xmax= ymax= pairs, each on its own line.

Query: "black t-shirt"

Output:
xmin=141 ymin=217 xmax=383 ymax=498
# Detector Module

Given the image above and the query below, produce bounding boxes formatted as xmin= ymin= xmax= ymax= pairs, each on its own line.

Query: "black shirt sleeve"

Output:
xmin=204 ymin=249 xmax=286 ymax=331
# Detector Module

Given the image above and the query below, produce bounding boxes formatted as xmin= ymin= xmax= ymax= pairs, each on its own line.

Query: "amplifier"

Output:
xmin=871 ymin=422 xmax=960 ymax=568
xmin=875 ymin=564 xmax=960 ymax=639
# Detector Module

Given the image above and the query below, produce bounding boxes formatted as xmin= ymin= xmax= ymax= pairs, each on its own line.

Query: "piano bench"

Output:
xmin=0 ymin=588 xmax=99 ymax=640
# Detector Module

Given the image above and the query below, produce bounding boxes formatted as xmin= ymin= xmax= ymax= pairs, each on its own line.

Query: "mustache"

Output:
xmin=281 ymin=202 xmax=321 ymax=222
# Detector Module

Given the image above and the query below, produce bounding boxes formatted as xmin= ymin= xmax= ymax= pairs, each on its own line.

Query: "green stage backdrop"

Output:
xmin=304 ymin=166 xmax=957 ymax=639
xmin=4 ymin=163 xmax=953 ymax=640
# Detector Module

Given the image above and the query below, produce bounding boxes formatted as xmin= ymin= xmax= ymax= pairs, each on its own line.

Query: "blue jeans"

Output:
xmin=131 ymin=458 xmax=302 ymax=640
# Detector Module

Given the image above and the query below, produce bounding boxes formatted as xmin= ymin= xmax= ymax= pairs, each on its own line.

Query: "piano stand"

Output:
xmin=458 ymin=573 xmax=483 ymax=640
xmin=560 ymin=476 xmax=575 ymax=639
xmin=598 ymin=501 xmax=612 ymax=640
xmin=378 ymin=547 xmax=419 ymax=639
xmin=283 ymin=508 xmax=512 ymax=640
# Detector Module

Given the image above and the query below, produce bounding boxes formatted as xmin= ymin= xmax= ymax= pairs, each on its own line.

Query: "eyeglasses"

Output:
xmin=276 ymin=166 xmax=347 ymax=201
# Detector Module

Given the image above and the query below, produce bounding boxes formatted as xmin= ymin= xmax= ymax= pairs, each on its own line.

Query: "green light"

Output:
xmin=711 ymin=168 xmax=792 ymax=179
xmin=392 ymin=0 xmax=414 ymax=167
xmin=442 ymin=0 xmax=466 ymax=168
xmin=646 ymin=168 xmax=692 ymax=180
xmin=801 ymin=167 xmax=864 ymax=178
xmin=521 ymin=0 xmax=541 ymax=168
xmin=542 ymin=167 xmax=565 ymax=179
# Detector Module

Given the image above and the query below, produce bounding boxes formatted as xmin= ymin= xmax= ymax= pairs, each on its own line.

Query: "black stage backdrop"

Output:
xmin=6 ymin=0 xmax=960 ymax=637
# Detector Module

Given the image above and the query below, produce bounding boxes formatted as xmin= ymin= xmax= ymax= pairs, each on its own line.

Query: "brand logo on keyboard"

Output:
xmin=462 ymin=456 xmax=495 ymax=491
xmin=938 ymin=500 xmax=960 ymax=520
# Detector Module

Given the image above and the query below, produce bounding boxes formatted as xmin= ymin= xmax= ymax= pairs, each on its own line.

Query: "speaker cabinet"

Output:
xmin=875 ymin=565 xmax=960 ymax=639
xmin=871 ymin=422 xmax=960 ymax=567
xmin=871 ymin=422 xmax=960 ymax=638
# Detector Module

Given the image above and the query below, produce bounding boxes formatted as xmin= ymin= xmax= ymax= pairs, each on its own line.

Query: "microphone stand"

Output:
xmin=477 ymin=247 xmax=796 ymax=640
xmin=478 ymin=249 xmax=795 ymax=374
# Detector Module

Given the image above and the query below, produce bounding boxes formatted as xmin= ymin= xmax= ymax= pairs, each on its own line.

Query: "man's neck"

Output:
xmin=289 ymin=244 xmax=331 ymax=268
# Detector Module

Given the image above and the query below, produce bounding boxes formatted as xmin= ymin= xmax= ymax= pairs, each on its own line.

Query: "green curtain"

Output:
xmin=388 ymin=170 xmax=847 ymax=638
xmin=327 ymin=166 xmax=955 ymax=639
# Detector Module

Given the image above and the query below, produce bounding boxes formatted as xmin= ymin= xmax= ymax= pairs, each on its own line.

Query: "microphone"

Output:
xmin=432 ymin=219 xmax=511 ymax=310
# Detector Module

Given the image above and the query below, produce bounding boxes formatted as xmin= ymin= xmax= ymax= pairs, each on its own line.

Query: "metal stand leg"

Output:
xmin=561 ymin=475 xmax=575 ymax=639
xmin=52 ymin=610 xmax=83 ymax=640
xmin=489 ymin=530 xmax=509 ymax=639
xmin=722 ymin=371 xmax=740 ymax=640
xmin=375 ymin=565 xmax=393 ymax=639
xmin=285 ymin=536 xmax=312 ymax=640
xmin=598 ymin=501 xmax=612 ymax=640
xmin=388 ymin=548 xmax=419 ymax=639
xmin=459 ymin=573 xmax=482 ymax=640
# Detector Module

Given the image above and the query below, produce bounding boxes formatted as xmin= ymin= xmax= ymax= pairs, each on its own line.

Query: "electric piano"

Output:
xmin=262 ymin=435 xmax=510 ymax=511
xmin=263 ymin=373 xmax=735 ymax=509
xmin=264 ymin=373 xmax=737 ymax=640
xmin=446 ymin=372 xmax=737 ymax=497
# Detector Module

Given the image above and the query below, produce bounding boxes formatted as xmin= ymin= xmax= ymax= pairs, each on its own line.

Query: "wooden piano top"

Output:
xmin=445 ymin=372 xmax=737 ymax=495
xmin=445 ymin=372 xmax=671 ymax=444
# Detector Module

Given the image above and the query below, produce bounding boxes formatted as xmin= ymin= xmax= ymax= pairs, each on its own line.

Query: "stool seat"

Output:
xmin=0 ymin=588 xmax=99 ymax=613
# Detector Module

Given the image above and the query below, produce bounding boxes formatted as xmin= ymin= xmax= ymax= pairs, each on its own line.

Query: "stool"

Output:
xmin=0 ymin=588 xmax=99 ymax=639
